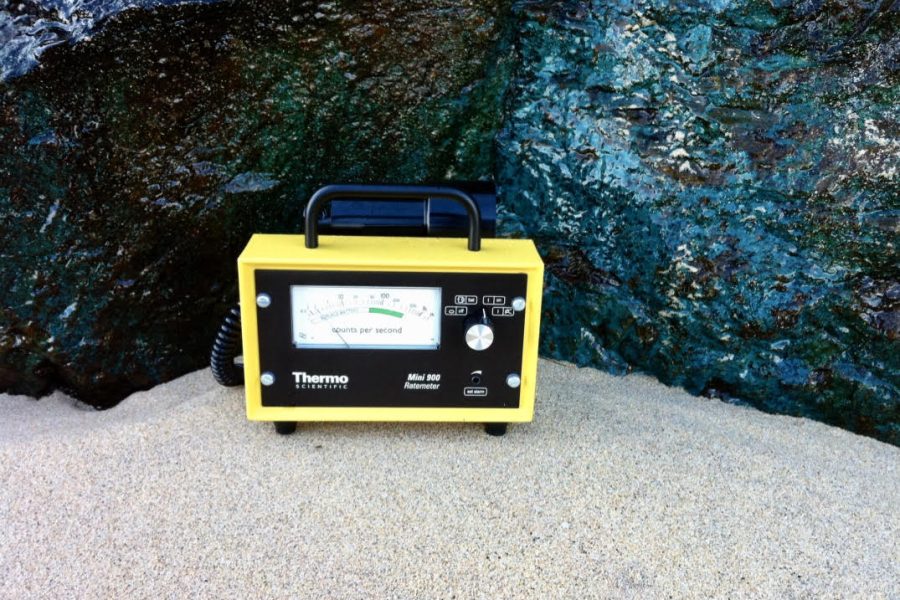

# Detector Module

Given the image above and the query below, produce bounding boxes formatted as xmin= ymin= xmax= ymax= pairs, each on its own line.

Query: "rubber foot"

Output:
xmin=484 ymin=423 xmax=507 ymax=437
xmin=274 ymin=421 xmax=297 ymax=435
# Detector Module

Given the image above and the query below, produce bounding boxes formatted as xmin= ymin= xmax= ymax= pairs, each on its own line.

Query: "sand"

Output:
xmin=1 ymin=359 xmax=898 ymax=599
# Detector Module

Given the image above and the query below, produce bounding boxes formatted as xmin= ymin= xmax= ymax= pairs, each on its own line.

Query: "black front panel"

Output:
xmin=254 ymin=270 xmax=527 ymax=408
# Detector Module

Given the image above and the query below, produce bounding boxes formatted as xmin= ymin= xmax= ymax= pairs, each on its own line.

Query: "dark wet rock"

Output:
xmin=497 ymin=0 xmax=899 ymax=444
xmin=0 ymin=0 xmax=514 ymax=404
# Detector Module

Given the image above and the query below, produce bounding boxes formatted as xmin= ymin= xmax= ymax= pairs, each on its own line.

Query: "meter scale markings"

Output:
xmin=369 ymin=307 xmax=404 ymax=318
xmin=291 ymin=285 xmax=441 ymax=350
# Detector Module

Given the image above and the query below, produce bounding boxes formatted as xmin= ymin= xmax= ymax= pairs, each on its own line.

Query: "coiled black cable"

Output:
xmin=210 ymin=303 xmax=244 ymax=386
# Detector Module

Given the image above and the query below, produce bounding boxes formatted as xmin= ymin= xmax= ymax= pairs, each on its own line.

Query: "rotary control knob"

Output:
xmin=464 ymin=311 xmax=494 ymax=351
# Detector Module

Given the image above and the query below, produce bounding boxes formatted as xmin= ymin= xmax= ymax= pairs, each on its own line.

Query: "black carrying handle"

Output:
xmin=304 ymin=184 xmax=481 ymax=251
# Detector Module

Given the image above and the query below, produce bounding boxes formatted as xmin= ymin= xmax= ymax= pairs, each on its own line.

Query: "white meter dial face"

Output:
xmin=291 ymin=285 xmax=442 ymax=350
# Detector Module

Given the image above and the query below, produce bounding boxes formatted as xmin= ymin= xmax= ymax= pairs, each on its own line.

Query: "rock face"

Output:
xmin=497 ymin=0 xmax=899 ymax=443
xmin=0 ymin=0 xmax=219 ymax=81
xmin=1 ymin=0 xmax=897 ymax=444
xmin=0 ymin=0 xmax=514 ymax=404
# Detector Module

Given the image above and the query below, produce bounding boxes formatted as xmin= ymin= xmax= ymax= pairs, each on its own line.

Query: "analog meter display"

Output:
xmin=291 ymin=285 xmax=442 ymax=350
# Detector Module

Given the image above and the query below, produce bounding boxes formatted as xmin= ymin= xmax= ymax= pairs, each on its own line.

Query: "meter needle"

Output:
xmin=334 ymin=329 xmax=351 ymax=348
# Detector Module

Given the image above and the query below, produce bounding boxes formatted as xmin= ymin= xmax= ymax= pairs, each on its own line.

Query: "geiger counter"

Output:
xmin=235 ymin=185 xmax=543 ymax=435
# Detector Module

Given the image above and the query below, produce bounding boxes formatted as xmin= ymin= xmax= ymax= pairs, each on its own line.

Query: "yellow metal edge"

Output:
xmin=246 ymin=406 xmax=535 ymax=423
xmin=239 ymin=234 xmax=542 ymax=271
xmin=238 ymin=260 xmax=264 ymax=419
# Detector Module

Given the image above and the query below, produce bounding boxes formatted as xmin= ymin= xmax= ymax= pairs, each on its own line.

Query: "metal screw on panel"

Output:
xmin=511 ymin=297 xmax=526 ymax=312
xmin=256 ymin=293 xmax=272 ymax=308
xmin=506 ymin=373 xmax=521 ymax=388
xmin=261 ymin=372 xmax=276 ymax=386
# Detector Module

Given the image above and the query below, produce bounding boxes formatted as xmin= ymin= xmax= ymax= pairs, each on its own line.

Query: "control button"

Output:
xmin=256 ymin=293 xmax=272 ymax=308
xmin=491 ymin=306 xmax=515 ymax=318
xmin=506 ymin=373 xmax=521 ymax=388
xmin=454 ymin=295 xmax=478 ymax=305
xmin=260 ymin=372 xmax=276 ymax=386
xmin=482 ymin=295 xmax=506 ymax=306
xmin=511 ymin=297 xmax=526 ymax=312
xmin=465 ymin=323 xmax=494 ymax=350
xmin=464 ymin=312 xmax=494 ymax=351
xmin=464 ymin=386 xmax=488 ymax=397
xmin=444 ymin=306 xmax=468 ymax=317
